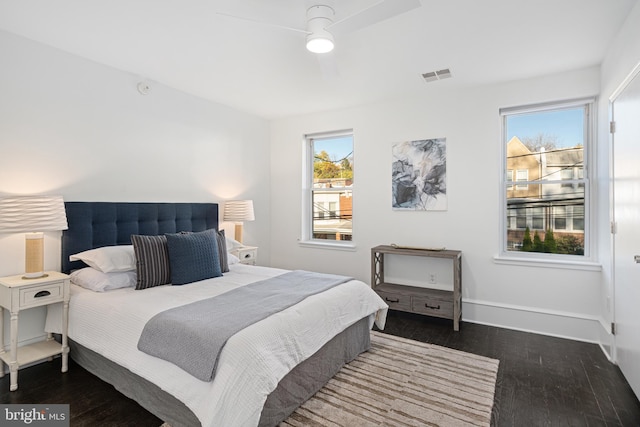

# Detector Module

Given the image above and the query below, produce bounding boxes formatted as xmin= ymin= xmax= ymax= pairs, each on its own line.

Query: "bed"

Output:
xmin=45 ymin=202 xmax=388 ymax=427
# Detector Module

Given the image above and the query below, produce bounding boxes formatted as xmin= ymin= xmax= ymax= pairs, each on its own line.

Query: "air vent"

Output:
xmin=422 ymin=71 xmax=437 ymax=82
xmin=421 ymin=68 xmax=452 ymax=83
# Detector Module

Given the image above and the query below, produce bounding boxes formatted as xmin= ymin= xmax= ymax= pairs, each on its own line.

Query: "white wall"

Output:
xmin=270 ymin=66 xmax=607 ymax=342
xmin=597 ymin=1 xmax=640 ymax=357
xmin=0 ymin=31 xmax=271 ymax=348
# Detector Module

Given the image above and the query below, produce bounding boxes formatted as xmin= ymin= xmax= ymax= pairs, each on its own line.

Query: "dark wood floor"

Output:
xmin=2 ymin=311 xmax=639 ymax=426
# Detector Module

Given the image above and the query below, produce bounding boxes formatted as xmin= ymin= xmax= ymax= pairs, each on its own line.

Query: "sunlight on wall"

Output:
xmin=0 ymin=145 xmax=90 ymax=195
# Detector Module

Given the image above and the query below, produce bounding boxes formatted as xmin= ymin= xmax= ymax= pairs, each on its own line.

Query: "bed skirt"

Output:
xmin=69 ymin=316 xmax=372 ymax=427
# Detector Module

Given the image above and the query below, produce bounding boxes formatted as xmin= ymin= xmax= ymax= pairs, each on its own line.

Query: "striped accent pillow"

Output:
xmin=216 ymin=229 xmax=229 ymax=273
xmin=131 ymin=234 xmax=171 ymax=290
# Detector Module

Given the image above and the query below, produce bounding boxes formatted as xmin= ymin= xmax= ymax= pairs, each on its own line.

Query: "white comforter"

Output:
xmin=45 ymin=264 xmax=388 ymax=427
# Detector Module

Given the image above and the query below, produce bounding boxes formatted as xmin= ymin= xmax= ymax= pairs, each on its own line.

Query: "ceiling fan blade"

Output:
xmin=215 ymin=12 xmax=309 ymax=34
xmin=317 ymin=51 xmax=340 ymax=81
xmin=328 ymin=0 xmax=421 ymax=37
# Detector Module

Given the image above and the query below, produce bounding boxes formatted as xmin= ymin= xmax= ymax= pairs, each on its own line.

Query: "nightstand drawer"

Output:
xmin=231 ymin=246 xmax=258 ymax=265
xmin=19 ymin=281 xmax=64 ymax=309
xmin=376 ymin=291 xmax=411 ymax=311
xmin=239 ymin=250 xmax=256 ymax=263
xmin=411 ymin=296 xmax=454 ymax=318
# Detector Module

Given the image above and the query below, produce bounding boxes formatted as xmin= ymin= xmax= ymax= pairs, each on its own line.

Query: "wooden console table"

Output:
xmin=371 ymin=245 xmax=462 ymax=331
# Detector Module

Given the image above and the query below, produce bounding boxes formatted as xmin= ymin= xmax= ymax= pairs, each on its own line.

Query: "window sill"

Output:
xmin=298 ymin=240 xmax=357 ymax=252
xmin=493 ymin=254 xmax=602 ymax=271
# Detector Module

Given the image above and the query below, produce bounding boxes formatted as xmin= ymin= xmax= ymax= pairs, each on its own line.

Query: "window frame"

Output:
xmin=300 ymin=129 xmax=356 ymax=250
xmin=496 ymin=97 xmax=600 ymax=270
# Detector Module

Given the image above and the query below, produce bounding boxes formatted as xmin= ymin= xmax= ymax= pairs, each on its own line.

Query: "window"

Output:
xmin=515 ymin=169 xmax=529 ymax=190
xmin=302 ymin=131 xmax=353 ymax=245
xmin=554 ymin=206 xmax=567 ymax=230
xmin=516 ymin=208 xmax=527 ymax=229
xmin=572 ymin=206 xmax=585 ymax=231
xmin=560 ymin=168 xmax=574 ymax=188
xmin=506 ymin=169 xmax=514 ymax=189
xmin=531 ymin=207 xmax=544 ymax=230
xmin=501 ymin=98 xmax=593 ymax=259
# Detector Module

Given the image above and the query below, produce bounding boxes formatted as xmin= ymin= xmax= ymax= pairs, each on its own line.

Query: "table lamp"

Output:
xmin=0 ymin=195 xmax=68 ymax=279
xmin=223 ymin=200 xmax=254 ymax=244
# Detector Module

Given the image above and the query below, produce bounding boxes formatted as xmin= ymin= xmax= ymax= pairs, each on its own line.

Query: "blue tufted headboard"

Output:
xmin=61 ymin=202 xmax=218 ymax=274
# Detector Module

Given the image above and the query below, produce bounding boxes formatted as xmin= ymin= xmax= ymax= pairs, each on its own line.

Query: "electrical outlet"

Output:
xmin=429 ymin=273 xmax=437 ymax=284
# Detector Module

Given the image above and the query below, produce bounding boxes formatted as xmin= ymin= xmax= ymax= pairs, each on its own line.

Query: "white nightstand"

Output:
xmin=0 ymin=271 xmax=70 ymax=391
xmin=231 ymin=246 xmax=258 ymax=265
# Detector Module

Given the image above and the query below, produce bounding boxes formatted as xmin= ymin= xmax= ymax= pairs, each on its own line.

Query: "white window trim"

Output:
xmin=493 ymin=253 xmax=602 ymax=271
xmin=301 ymin=129 xmax=356 ymax=249
xmin=496 ymin=97 xmax=599 ymax=269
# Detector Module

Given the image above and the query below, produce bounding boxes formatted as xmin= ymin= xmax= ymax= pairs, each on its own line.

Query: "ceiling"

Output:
xmin=0 ymin=0 xmax=636 ymax=119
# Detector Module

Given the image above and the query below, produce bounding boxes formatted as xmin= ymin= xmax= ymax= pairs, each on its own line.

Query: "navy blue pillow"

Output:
xmin=165 ymin=229 xmax=222 ymax=285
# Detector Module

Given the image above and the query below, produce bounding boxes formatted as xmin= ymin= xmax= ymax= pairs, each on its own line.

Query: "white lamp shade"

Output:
xmin=223 ymin=200 xmax=254 ymax=244
xmin=0 ymin=195 xmax=68 ymax=232
xmin=223 ymin=200 xmax=255 ymax=222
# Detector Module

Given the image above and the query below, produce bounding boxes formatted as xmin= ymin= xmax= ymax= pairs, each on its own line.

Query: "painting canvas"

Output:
xmin=392 ymin=138 xmax=447 ymax=211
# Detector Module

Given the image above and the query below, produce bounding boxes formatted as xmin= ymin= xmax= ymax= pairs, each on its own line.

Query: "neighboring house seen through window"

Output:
xmin=501 ymin=98 xmax=593 ymax=258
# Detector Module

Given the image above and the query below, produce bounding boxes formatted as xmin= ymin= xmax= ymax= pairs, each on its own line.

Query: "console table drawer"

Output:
xmin=411 ymin=297 xmax=454 ymax=318
xmin=376 ymin=291 xmax=411 ymax=311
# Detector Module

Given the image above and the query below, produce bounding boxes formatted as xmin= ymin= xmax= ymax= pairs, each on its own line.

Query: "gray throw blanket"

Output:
xmin=137 ymin=270 xmax=352 ymax=381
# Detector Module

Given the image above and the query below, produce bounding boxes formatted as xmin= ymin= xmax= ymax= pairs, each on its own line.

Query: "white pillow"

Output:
xmin=227 ymin=253 xmax=240 ymax=265
xmin=225 ymin=237 xmax=243 ymax=252
xmin=71 ymin=267 xmax=136 ymax=292
xmin=69 ymin=245 xmax=136 ymax=273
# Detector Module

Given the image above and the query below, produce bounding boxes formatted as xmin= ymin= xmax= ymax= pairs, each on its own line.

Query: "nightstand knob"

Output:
xmin=34 ymin=290 xmax=51 ymax=298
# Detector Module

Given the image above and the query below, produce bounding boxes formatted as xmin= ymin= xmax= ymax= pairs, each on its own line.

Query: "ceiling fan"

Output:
xmin=216 ymin=0 xmax=422 ymax=54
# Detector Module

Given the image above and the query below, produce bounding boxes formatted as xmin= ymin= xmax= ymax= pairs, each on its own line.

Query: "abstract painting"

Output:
xmin=392 ymin=138 xmax=447 ymax=211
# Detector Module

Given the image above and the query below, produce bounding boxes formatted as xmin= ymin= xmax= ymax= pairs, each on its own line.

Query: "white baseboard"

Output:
xmin=461 ymin=299 xmax=612 ymax=355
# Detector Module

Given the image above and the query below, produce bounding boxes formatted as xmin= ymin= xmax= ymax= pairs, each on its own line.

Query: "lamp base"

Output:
xmin=234 ymin=223 xmax=244 ymax=244
xmin=24 ymin=232 xmax=45 ymax=279
xmin=22 ymin=273 xmax=49 ymax=280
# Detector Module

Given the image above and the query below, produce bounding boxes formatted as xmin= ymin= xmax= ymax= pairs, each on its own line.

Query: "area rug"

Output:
xmin=281 ymin=331 xmax=499 ymax=426
xmin=162 ymin=331 xmax=499 ymax=427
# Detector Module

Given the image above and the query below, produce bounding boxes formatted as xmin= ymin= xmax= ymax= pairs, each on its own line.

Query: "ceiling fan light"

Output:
xmin=306 ymin=4 xmax=335 ymax=53
xmin=306 ymin=32 xmax=334 ymax=53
